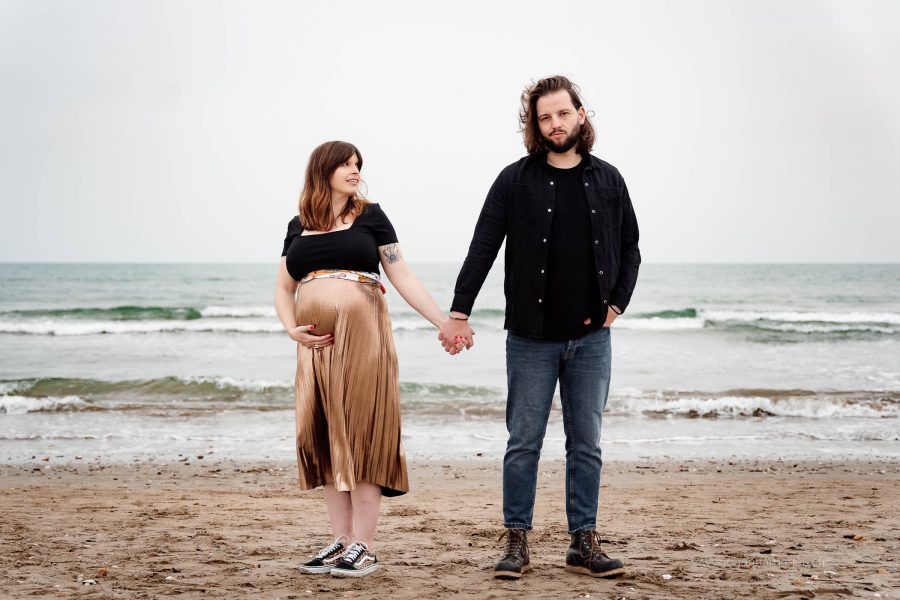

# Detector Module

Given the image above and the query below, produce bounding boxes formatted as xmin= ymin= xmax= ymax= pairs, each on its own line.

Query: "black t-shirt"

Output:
xmin=543 ymin=160 xmax=603 ymax=340
xmin=281 ymin=203 xmax=398 ymax=281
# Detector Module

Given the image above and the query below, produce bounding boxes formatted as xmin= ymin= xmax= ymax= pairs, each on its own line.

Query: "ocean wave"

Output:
xmin=390 ymin=318 xmax=437 ymax=332
xmin=3 ymin=376 xmax=898 ymax=421
xmin=615 ymin=317 xmax=705 ymax=331
xmin=0 ymin=434 xmax=101 ymax=441
xmin=612 ymin=391 xmax=900 ymax=419
xmin=400 ymin=381 xmax=502 ymax=400
xmin=0 ymin=304 xmax=276 ymax=322
xmin=632 ymin=308 xmax=699 ymax=319
xmin=199 ymin=306 xmax=276 ymax=318
xmin=178 ymin=376 xmax=290 ymax=392
xmin=390 ymin=307 xmax=505 ymax=322
xmin=0 ymin=395 xmax=88 ymax=414
xmin=4 ymin=303 xmax=897 ymax=337
xmin=620 ymin=307 xmax=900 ymax=335
xmin=0 ymin=319 xmax=285 ymax=335
xmin=751 ymin=322 xmax=895 ymax=335
xmin=803 ymin=430 xmax=900 ymax=442
xmin=1 ymin=376 xmax=292 ymax=399
xmin=2 ymin=306 xmax=204 ymax=320
xmin=0 ymin=317 xmax=468 ymax=336
xmin=703 ymin=309 xmax=900 ymax=325
xmin=606 ymin=434 xmax=772 ymax=444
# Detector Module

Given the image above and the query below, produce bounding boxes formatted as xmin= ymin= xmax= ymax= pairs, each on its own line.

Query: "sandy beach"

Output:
xmin=1 ymin=458 xmax=898 ymax=599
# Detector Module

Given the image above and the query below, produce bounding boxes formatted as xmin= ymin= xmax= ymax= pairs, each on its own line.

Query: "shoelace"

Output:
xmin=316 ymin=540 xmax=344 ymax=560
xmin=498 ymin=530 xmax=526 ymax=556
xmin=581 ymin=530 xmax=608 ymax=559
xmin=342 ymin=543 xmax=366 ymax=564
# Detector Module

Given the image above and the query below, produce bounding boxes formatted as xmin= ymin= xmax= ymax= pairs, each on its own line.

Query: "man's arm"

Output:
xmin=451 ymin=172 xmax=509 ymax=315
xmin=439 ymin=172 xmax=509 ymax=354
xmin=608 ymin=182 xmax=641 ymax=313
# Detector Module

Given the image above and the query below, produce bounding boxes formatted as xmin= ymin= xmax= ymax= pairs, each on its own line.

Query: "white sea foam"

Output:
xmin=1 ymin=317 xmax=439 ymax=335
xmin=0 ymin=395 xmax=88 ymax=414
xmin=616 ymin=317 xmax=705 ymax=331
xmin=811 ymin=430 xmax=900 ymax=442
xmin=5 ymin=306 xmax=899 ymax=335
xmin=0 ymin=381 xmax=28 ymax=395
xmin=613 ymin=395 xmax=900 ymax=419
xmin=606 ymin=434 xmax=772 ymax=444
xmin=754 ymin=322 xmax=895 ymax=334
xmin=391 ymin=318 xmax=436 ymax=332
xmin=200 ymin=306 xmax=277 ymax=318
xmin=616 ymin=309 xmax=900 ymax=333
xmin=0 ymin=319 xmax=284 ymax=335
xmin=703 ymin=310 xmax=900 ymax=325
xmin=178 ymin=376 xmax=291 ymax=391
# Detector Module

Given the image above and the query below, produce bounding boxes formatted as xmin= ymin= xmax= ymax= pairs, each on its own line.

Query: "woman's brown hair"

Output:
xmin=298 ymin=141 xmax=368 ymax=231
xmin=518 ymin=75 xmax=595 ymax=155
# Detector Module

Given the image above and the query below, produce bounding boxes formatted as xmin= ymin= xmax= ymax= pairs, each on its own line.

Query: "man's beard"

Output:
xmin=543 ymin=121 xmax=581 ymax=153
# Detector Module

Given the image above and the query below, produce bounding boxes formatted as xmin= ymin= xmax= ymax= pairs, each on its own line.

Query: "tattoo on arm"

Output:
xmin=381 ymin=243 xmax=402 ymax=264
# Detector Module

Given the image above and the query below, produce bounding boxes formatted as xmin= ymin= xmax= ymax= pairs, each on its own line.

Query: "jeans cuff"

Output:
xmin=503 ymin=522 xmax=532 ymax=531
xmin=568 ymin=523 xmax=596 ymax=534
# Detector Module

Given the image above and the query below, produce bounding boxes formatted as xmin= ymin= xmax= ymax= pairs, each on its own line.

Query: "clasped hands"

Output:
xmin=438 ymin=315 xmax=474 ymax=356
xmin=438 ymin=305 xmax=621 ymax=355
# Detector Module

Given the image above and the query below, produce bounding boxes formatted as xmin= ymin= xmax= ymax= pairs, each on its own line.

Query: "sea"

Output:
xmin=1 ymin=263 xmax=898 ymax=464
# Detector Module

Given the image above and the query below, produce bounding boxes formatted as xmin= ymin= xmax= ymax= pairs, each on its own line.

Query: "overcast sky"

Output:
xmin=1 ymin=0 xmax=898 ymax=264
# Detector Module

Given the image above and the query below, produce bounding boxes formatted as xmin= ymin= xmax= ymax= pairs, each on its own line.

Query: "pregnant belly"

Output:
xmin=296 ymin=294 xmax=337 ymax=336
xmin=295 ymin=278 xmax=370 ymax=336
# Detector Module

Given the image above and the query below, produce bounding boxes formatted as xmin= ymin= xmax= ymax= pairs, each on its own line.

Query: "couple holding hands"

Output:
xmin=274 ymin=75 xmax=640 ymax=580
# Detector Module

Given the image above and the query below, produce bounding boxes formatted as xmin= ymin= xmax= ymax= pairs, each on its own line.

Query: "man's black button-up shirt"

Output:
xmin=450 ymin=152 xmax=641 ymax=340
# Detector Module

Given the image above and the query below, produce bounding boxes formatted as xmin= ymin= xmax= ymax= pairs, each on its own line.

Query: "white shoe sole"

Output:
xmin=331 ymin=564 xmax=380 ymax=578
xmin=298 ymin=565 xmax=333 ymax=574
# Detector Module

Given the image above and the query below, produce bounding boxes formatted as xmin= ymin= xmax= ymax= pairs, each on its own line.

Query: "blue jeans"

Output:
xmin=503 ymin=328 xmax=612 ymax=533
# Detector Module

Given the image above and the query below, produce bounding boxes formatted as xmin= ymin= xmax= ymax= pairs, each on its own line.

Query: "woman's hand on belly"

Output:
xmin=287 ymin=324 xmax=334 ymax=349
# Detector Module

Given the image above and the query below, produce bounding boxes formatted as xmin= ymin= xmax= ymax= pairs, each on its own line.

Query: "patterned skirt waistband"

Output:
xmin=300 ymin=269 xmax=386 ymax=294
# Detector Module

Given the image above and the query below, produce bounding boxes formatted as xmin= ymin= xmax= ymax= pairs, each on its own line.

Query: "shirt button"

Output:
xmin=594 ymin=240 xmax=599 ymax=245
xmin=591 ymin=209 xmax=596 ymax=214
xmin=540 ymin=269 xmax=545 ymax=274
xmin=599 ymin=270 xmax=604 ymax=275
xmin=603 ymin=300 xmax=608 ymax=304
xmin=547 ymin=208 xmax=552 ymax=212
xmin=584 ymin=182 xmax=589 ymax=187
xmin=550 ymin=181 xmax=555 ymax=186
xmin=538 ymin=298 xmax=542 ymax=303
xmin=542 ymin=238 xmax=547 ymax=243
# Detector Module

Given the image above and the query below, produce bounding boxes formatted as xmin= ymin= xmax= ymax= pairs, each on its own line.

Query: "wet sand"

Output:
xmin=1 ymin=458 xmax=898 ymax=599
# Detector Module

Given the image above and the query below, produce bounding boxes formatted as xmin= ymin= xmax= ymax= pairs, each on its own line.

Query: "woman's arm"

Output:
xmin=379 ymin=243 xmax=451 ymax=331
xmin=275 ymin=258 xmax=300 ymax=331
xmin=274 ymin=258 xmax=334 ymax=348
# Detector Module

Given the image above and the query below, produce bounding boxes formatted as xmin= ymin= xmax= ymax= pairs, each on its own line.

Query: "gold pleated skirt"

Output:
xmin=293 ymin=277 xmax=408 ymax=497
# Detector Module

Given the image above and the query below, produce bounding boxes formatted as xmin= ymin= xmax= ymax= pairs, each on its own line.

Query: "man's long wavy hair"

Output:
xmin=519 ymin=75 xmax=595 ymax=155
xmin=299 ymin=141 xmax=368 ymax=232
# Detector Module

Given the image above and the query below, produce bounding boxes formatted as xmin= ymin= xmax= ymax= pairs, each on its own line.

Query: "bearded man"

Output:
xmin=439 ymin=75 xmax=640 ymax=579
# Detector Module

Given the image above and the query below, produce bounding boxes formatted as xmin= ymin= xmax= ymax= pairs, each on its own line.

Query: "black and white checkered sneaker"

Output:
xmin=330 ymin=541 xmax=379 ymax=577
xmin=299 ymin=536 xmax=349 ymax=574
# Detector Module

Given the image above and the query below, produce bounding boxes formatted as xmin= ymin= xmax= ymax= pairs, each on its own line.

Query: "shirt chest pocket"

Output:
xmin=508 ymin=184 xmax=540 ymax=231
xmin=595 ymin=187 xmax=622 ymax=228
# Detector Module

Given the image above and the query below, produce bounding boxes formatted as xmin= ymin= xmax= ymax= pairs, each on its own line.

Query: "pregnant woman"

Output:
xmin=274 ymin=141 xmax=466 ymax=578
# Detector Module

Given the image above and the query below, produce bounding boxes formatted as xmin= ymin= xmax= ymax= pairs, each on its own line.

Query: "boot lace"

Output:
xmin=498 ymin=529 xmax=526 ymax=557
xmin=581 ymin=530 xmax=608 ymax=559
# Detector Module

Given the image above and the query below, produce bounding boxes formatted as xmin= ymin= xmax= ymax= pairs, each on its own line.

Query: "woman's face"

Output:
xmin=329 ymin=154 xmax=360 ymax=199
